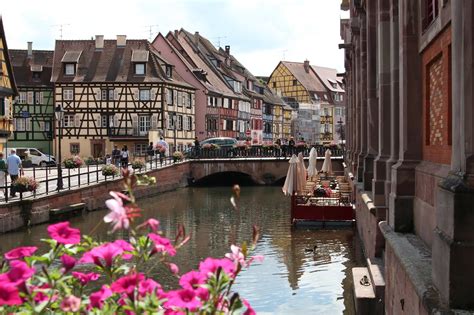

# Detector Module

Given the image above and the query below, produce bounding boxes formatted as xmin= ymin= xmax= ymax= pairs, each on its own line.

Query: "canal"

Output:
xmin=0 ymin=186 xmax=361 ymax=314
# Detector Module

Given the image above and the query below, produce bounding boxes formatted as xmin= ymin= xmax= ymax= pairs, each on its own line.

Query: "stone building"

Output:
xmin=341 ymin=0 xmax=474 ymax=313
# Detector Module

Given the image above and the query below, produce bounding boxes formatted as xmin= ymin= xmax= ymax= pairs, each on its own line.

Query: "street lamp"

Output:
xmin=55 ymin=104 xmax=64 ymax=190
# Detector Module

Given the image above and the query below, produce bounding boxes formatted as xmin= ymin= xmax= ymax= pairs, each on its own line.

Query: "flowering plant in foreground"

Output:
xmin=64 ymin=156 xmax=84 ymax=169
xmin=13 ymin=176 xmax=39 ymax=192
xmin=0 ymin=170 xmax=262 ymax=314
xmin=102 ymin=164 xmax=119 ymax=176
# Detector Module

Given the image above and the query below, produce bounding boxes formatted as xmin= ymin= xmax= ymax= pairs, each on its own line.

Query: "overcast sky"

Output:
xmin=2 ymin=0 xmax=348 ymax=76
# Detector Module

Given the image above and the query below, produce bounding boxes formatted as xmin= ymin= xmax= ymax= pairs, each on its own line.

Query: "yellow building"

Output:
xmin=273 ymin=103 xmax=283 ymax=139
xmin=0 ymin=17 xmax=18 ymax=151
xmin=282 ymin=105 xmax=293 ymax=140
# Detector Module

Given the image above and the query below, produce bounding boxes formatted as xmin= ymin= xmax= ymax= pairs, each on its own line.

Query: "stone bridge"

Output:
xmin=188 ymin=157 xmax=345 ymax=185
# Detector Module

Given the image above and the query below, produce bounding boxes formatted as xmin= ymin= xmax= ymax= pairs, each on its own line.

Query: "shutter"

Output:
xmin=96 ymin=89 xmax=101 ymax=101
xmin=173 ymin=90 xmax=177 ymax=105
xmin=114 ymin=114 xmax=120 ymax=127
xmin=114 ymin=89 xmax=119 ymax=101
xmin=131 ymin=114 xmax=139 ymax=135
xmin=150 ymin=88 xmax=156 ymax=101
xmin=223 ymin=120 xmax=227 ymax=130
xmin=12 ymin=118 xmax=16 ymax=130
xmin=4 ymin=99 xmax=9 ymax=118
xmin=39 ymin=121 xmax=45 ymax=131
xmin=27 ymin=92 xmax=34 ymax=104
xmin=151 ymin=114 xmax=158 ymax=130
xmin=74 ymin=114 xmax=81 ymax=127
xmin=233 ymin=120 xmax=236 ymax=131
xmin=134 ymin=89 xmax=139 ymax=101
xmin=96 ymin=115 xmax=101 ymax=127
xmin=26 ymin=118 xmax=31 ymax=131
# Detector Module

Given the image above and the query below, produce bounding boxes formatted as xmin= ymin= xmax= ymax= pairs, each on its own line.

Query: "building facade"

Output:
xmin=51 ymin=36 xmax=194 ymax=160
xmin=0 ymin=17 xmax=18 ymax=151
xmin=9 ymin=43 xmax=54 ymax=155
xmin=341 ymin=0 xmax=474 ymax=313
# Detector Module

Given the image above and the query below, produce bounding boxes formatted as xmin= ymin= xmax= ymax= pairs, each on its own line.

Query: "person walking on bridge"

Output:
xmin=7 ymin=149 xmax=22 ymax=198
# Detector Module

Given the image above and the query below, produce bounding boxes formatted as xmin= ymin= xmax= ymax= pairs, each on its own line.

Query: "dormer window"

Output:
xmin=32 ymin=72 xmax=41 ymax=80
xmin=135 ymin=63 xmax=146 ymax=75
xmin=166 ymin=65 xmax=172 ymax=78
xmin=64 ymin=63 xmax=76 ymax=75
xmin=31 ymin=65 xmax=42 ymax=80
xmin=61 ymin=51 xmax=82 ymax=76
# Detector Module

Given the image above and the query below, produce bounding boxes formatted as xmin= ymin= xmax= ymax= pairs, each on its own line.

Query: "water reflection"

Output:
xmin=0 ymin=186 xmax=359 ymax=314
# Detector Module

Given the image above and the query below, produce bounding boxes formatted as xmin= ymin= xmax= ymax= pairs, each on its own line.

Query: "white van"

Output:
xmin=9 ymin=148 xmax=56 ymax=167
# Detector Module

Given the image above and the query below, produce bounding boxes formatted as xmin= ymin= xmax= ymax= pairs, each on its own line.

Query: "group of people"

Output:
xmin=109 ymin=145 xmax=130 ymax=168
xmin=0 ymin=149 xmax=24 ymax=198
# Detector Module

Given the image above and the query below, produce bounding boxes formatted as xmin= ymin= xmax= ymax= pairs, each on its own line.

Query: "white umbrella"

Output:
xmin=282 ymin=155 xmax=298 ymax=196
xmin=297 ymin=152 xmax=307 ymax=191
xmin=307 ymin=147 xmax=318 ymax=179
xmin=321 ymin=149 xmax=333 ymax=174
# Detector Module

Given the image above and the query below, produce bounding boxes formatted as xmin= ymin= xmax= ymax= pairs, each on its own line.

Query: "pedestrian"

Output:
xmin=121 ymin=146 xmax=129 ymax=168
xmin=288 ymin=136 xmax=295 ymax=155
xmin=6 ymin=149 xmax=22 ymax=198
xmin=0 ymin=152 xmax=6 ymax=197
xmin=157 ymin=137 xmax=169 ymax=157
xmin=112 ymin=145 xmax=121 ymax=167
xmin=275 ymin=138 xmax=281 ymax=157
xmin=147 ymin=142 xmax=155 ymax=164
xmin=194 ymin=136 xmax=200 ymax=157
xmin=105 ymin=154 xmax=112 ymax=165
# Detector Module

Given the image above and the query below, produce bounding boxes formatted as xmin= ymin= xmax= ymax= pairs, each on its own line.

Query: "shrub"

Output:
xmin=131 ymin=159 xmax=146 ymax=169
xmin=173 ymin=151 xmax=184 ymax=162
xmin=102 ymin=164 xmax=119 ymax=177
xmin=64 ymin=156 xmax=84 ymax=169
xmin=13 ymin=176 xmax=39 ymax=192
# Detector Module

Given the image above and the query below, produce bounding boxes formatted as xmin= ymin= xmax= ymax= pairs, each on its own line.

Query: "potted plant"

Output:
xmin=101 ymin=164 xmax=119 ymax=177
xmin=13 ymin=176 xmax=39 ymax=192
xmin=64 ymin=156 xmax=84 ymax=169
xmin=131 ymin=159 xmax=146 ymax=170
xmin=172 ymin=151 xmax=184 ymax=163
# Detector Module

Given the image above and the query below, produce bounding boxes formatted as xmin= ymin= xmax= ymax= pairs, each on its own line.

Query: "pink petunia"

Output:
xmin=60 ymin=254 xmax=76 ymax=273
xmin=80 ymin=242 xmax=131 ymax=268
xmin=164 ymin=289 xmax=202 ymax=311
xmin=169 ymin=263 xmax=179 ymax=275
xmin=104 ymin=191 xmax=130 ymax=232
xmin=137 ymin=218 xmax=160 ymax=232
xmin=4 ymin=246 xmax=37 ymax=260
xmin=225 ymin=245 xmax=246 ymax=266
xmin=242 ymin=298 xmax=256 ymax=315
xmin=89 ymin=285 xmax=112 ymax=309
xmin=148 ymin=233 xmax=176 ymax=256
xmin=60 ymin=295 xmax=81 ymax=312
xmin=0 ymin=282 xmax=22 ymax=305
xmin=47 ymin=222 xmax=81 ymax=245
xmin=72 ymin=272 xmax=100 ymax=286
xmin=0 ymin=260 xmax=35 ymax=285
xmin=111 ymin=273 xmax=145 ymax=300
xmin=138 ymin=278 xmax=162 ymax=298
xmin=198 ymin=258 xmax=236 ymax=278
xmin=179 ymin=271 xmax=206 ymax=290
xmin=32 ymin=284 xmax=54 ymax=304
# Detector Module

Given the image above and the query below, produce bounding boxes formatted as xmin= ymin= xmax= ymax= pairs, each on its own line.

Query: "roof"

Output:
xmin=9 ymin=49 xmax=54 ymax=87
xmin=0 ymin=16 xmax=18 ymax=95
xmin=51 ymin=38 xmax=192 ymax=87
xmin=311 ymin=65 xmax=345 ymax=92
xmin=280 ymin=61 xmax=326 ymax=93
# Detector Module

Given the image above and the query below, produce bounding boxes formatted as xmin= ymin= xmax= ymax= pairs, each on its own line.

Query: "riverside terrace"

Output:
xmin=0 ymin=146 xmax=344 ymax=203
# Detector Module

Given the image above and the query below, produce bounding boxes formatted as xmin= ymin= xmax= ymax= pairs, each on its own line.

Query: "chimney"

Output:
xmin=95 ymin=35 xmax=104 ymax=50
xmin=304 ymin=60 xmax=310 ymax=73
xmin=225 ymin=45 xmax=230 ymax=55
xmin=117 ymin=35 xmax=127 ymax=47
xmin=27 ymin=42 xmax=33 ymax=57
xmin=194 ymin=32 xmax=199 ymax=50
xmin=174 ymin=29 xmax=179 ymax=38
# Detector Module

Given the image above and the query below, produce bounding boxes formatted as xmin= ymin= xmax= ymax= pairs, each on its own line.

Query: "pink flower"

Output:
xmin=137 ymin=218 xmax=160 ymax=232
xmin=32 ymin=284 xmax=53 ymax=304
xmin=243 ymin=299 xmax=256 ymax=315
xmin=0 ymin=260 xmax=35 ymax=285
xmin=80 ymin=242 xmax=131 ymax=268
xmin=60 ymin=254 xmax=76 ymax=272
xmin=72 ymin=272 xmax=100 ymax=286
xmin=169 ymin=263 xmax=179 ymax=275
xmin=4 ymin=246 xmax=37 ymax=260
xmin=47 ymin=222 xmax=81 ymax=244
xmin=89 ymin=285 xmax=112 ymax=309
xmin=60 ymin=295 xmax=81 ymax=312
xmin=104 ymin=191 xmax=130 ymax=232
xmin=148 ymin=233 xmax=176 ymax=256
xmin=0 ymin=282 xmax=22 ymax=305
xmin=111 ymin=273 xmax=145 ymax=300
xmin=179 ymin=271 xmax=206 ymax=290
xmin=138 ymin=279 xmax=162 ymax=297
xmin=199 ymin=258 xmax=236 ymax=278
xmin=165 ymin=289 xmax=202 ymax=311
xmin=225 ymin=245 xmax=246 ymax=266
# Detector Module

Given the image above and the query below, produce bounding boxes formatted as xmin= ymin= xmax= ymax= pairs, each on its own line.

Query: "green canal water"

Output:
xmin=0 ymin=186 xmax=361 ymax=314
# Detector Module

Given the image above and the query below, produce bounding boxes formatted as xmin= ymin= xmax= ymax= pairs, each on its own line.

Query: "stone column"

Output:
xmin=363 ymin=0 xmax=378 ymax=191
xmin=385 ymin=0 xmax=399 ymax=206
xmin=357 ymin=11 xmax=368 ymax=183
xmin=372 ymin=0 xmax=391 ymax=206
xmin=389 ymin=0 xmax=422 ymax=232
xmin=432 ymin=1 xmax=474 ymax=309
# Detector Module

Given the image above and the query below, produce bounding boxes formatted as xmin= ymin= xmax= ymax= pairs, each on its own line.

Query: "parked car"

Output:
xmin=200 ymin=137 xmax=238 ymax=157
xmin=9 ymin=148 xmax=56 ymax=167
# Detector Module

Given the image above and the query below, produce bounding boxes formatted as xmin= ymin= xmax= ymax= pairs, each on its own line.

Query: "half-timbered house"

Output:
xmin=0 ymin=16 xmax=18 ymax=151
xmin=9 ymin=43 xmax=54 ymax=155
xmin=51 ymin=35 xmax=195 ymax=159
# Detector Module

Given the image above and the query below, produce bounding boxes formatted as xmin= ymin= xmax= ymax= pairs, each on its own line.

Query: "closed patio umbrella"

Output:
xmin=282 ymin=155 xmax=298 ymax=196
xmin=297 ymin=152 xmax=307 ymax=191
xmin=307 ymin=147 xmax=318 ymax=179
xmin=321 ymin=149 xmax=333 ymax=174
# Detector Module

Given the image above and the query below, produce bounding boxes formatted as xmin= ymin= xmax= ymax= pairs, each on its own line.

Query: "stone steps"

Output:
xmin=352 ymin=258 xmax=385 ymax=315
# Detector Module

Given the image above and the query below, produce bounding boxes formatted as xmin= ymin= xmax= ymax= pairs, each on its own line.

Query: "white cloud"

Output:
xmin=2 ymin=0 xmax=347 ymax=75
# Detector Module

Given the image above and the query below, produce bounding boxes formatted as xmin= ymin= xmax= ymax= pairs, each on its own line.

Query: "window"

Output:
xmin=64 ymin=63 xmax=75 ymax=75
xmin=422 ymin=0 xmax=439 ymax=31
xmin=70 ymin=143 xmax=80 ymax=154
xmin=167 ymin=114 xmax=175 ymax=129
xmin=166 ymin=65 xmax=172 ymax=78
xmin=63 ymin=88 xmax=74 ymax=101
xmin=35 ymin=92 xmax=43 ymax=104
xmin=177 ymin=92 xmax=183 ymax=107
xmin=135 ymin=63 xmax=146 ymax=75
xmin=15 ymin=118 xmax=26 ymax=131
xmin=323 ymin=94 xmax=328 ymax=100
xmin=167 ymin=89 xmax=173 ymax=105
xmin=32 ymin=71 xmax=41 ymax=80
xmin=64 ymin=114 xmax=75 ymax=127
xmin=139 ymin=89 xmax=150 ymax=101
xmin=135 ymin=143 xmax=147 ymax=155
xmin=101 ymin=89 xmax=115 ymax=101
xmin=331 ymin=82 xmax=337 ymax=89
xmin=27 ymin=92 xmax=34 ymax=104
xmin=44 ymin=121 xmax=51 ymax=132
xmin=187 ymin=93 xmax=192 ymax=108
xmin=185 ymin=116 xmax=192 ymax=131
xmin=293 ymin=80 xmax=297 ymax=86
xmin=272 ymin=82 xmax=276 ymax=88
xmin=139 ymin=116 xmax=150 ymax=135
xmin=101 ymin=115 xmax=109 ymax=128
xmin=19 ymin=92 xmax=27 ymax=104
xmin=177 ymin=115 xmax=183 ymax=130
xmin=335 ymin=108 xmax=341 ymax=117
